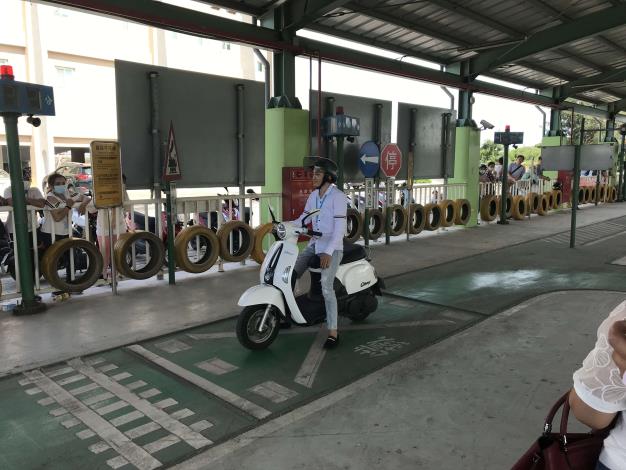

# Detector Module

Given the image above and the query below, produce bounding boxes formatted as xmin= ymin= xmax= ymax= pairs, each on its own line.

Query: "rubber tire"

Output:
xmin=438 ymin=199 xmax=456 ymax=227
xmin=453 ymin=199 xmax=471 ymax=225
xmin=174 ymin=225 xmax=219 ymax=273
xmin=366 ymin=209 xmax=385 ymax=240
xmin=344 ymin=208 xmax=363 ymax=243
xmin=526 ymin=192 xmax=540 ymax=214
xmin=552 ymin=190 xmax=562 ymax=209
xmin=41 ymin=238 xmax=103 ymax=293
xmin=251 ymin=223 xmax=274 ymax=264
xmin=236 ymin=305 xmax=280 ymax=350
xmin=114 ymin=231 xmax=165 ymax=280
xmin=388 ymin=205 xmax=407 ymax=236
xmin=536 ymin=194 xmax=549 ymax=216
xmin=599 ymin=185 xmax=607 ymax=202
xmin=423 ymin=203 xmax=442 ymax=231
xmin=511 ymin=195 xmax=526 ymax=220
xmin=348 ymin=292 xmax=378 ymax=321
xmin=495 ymin=195 xmax=513 ymax=219
xmin=609 ymin=187 xmax=618 ymax=203
xmin=480 ymin=196 xmax=497 ymax=222
xmin=217 ymin=220 xmax=254 ymax=262
xmin=544 ymin=192 xmax=554 ymax=211
xmin=590 ymin=187 xmax=597 ymax=203
xmin=407 ymin=204 xmax=425 ymax=234
xmin=584 ymin=187 xmax=591 ymax=204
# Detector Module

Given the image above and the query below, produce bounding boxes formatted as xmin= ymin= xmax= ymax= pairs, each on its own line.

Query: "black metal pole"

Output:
xmin=570 ymin=118 xmax=584 ymax=248
xmin=498 ymin=143 xmax=509 ymax=225
xmin=619 ymin=133 xmax=625 ymax=202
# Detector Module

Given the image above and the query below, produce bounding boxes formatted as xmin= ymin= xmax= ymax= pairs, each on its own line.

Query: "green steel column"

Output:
xmin=449 ymin=127 xmax=479 ymax=227
xmin=570 ymin=119 xmax=584 ymax=248
xmin=619 ymin=133 xmax=625 ymax=202
xmin=548 ymin=86 xmax=564 ymax=137
xmin=2 ymin=113 xmax=45 ymax=314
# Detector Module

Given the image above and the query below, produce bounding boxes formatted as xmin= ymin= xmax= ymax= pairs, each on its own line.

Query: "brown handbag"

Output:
xmin=511 ymin=391 xmax=614 ymax=470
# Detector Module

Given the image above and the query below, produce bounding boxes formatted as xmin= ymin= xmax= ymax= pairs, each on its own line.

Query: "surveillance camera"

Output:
xmin=26 ymin=115 xmax=41 ymax=128
xmin=480 ymin=120 xmax=495 ymax=130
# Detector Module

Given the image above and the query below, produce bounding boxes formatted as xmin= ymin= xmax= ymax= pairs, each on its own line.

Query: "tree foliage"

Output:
xmin=479 ymin=140 xmax=502 ymax=164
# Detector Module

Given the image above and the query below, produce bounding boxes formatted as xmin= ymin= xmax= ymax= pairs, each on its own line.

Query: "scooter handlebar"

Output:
xmin=307 ymin=229 xmax=323 ymax=237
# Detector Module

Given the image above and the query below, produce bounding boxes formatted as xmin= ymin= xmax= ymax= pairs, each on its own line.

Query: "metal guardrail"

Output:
xmin=0 ymin=192 xmax=283 ymax=301
xmin=345 ymin=182 xmax=467 ymax=210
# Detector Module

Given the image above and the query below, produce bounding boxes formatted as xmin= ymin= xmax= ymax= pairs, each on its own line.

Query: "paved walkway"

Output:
xmin=1 ymin=203 xmax=625 ymax=377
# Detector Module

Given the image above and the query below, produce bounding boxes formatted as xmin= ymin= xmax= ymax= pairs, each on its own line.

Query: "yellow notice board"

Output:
xmin=90 ymin=141 xmax=123 ymax=208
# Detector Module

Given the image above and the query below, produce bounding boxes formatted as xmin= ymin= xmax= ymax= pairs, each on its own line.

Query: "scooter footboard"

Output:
xmin=238 ymin=285 xmax=286 ymax=317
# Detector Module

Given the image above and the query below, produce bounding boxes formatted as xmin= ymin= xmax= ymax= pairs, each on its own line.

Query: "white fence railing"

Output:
xmin=345 ymin=182 xmax=468 ymax=211
xmin=0 ymin=192 xmax=282 ymax=300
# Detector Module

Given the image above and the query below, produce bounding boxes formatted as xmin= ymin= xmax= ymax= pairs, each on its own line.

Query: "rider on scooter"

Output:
xmin=293 ymin=157 xmax=347 ymax=349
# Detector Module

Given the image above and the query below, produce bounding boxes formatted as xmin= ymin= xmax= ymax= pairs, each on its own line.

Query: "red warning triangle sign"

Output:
xmin=163 ymin=121 xmax=182 ymax=181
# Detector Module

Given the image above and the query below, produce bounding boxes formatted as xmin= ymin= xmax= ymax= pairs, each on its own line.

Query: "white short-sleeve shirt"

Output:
xmin=3 ymin=186 xmax=44 ymax=233
xmin=573 ymin=300 xmax=626 ymax=470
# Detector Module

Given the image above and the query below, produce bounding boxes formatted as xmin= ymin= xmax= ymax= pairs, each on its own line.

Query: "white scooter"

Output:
xmin=236 ymin=208 xmax=384 ymax=350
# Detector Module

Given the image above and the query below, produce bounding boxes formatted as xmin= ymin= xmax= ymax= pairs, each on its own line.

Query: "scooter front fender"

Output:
xmin=238 ymin=285 xmax=286 ymax=317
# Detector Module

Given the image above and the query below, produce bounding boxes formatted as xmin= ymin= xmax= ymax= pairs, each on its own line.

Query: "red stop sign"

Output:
xmin=380 ymin=143 xmax=402 ymax=177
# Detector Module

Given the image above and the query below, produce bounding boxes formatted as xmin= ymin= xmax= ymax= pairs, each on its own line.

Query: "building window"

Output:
xmin=257 ymin=61 xmax=264 ymax=72
xmin=0 ymin=58 xmax=8 ymax=65
xmin=55 ymin=66 xmax=76 ymax=88
xmin=222 ymin=42 xmax=231 ymax=51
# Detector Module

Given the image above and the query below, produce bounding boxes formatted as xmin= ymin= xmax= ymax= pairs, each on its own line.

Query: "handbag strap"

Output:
xmin=543 ymin=392 xmax=570 ymax=434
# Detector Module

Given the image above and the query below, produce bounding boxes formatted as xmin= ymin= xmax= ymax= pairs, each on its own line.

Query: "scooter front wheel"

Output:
xmin=236 ymin=305 xmax=280 ymax=350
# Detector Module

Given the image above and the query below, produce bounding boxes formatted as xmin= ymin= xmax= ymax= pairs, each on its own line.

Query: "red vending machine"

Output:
xmin=282 ymin=167 xmax=313 ymax=221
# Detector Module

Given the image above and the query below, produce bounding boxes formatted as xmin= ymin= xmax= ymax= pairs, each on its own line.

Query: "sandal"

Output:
xmin=323 ymin=335 xmax=339 ymax=349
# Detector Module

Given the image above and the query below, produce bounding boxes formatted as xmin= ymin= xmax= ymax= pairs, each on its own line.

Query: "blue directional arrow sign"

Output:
xmin=359 ymin=141 xmax=380 ymax=178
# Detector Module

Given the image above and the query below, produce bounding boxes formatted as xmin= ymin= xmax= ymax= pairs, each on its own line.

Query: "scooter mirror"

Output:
xmin=268 ymin=204 xmax=278 ymax=223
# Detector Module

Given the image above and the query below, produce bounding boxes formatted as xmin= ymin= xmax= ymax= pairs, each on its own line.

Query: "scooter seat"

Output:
xmin=307 ymin=242 xmax=367 ymax=269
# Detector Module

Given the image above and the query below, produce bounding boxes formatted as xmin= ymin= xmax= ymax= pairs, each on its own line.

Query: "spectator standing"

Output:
xmin=508 ymin=155 xmax=526 ymax=181
xmin=2 ymin=166 xmax=45 ymax=239
xmin=494 ymin=157 xmax=504 ymax=179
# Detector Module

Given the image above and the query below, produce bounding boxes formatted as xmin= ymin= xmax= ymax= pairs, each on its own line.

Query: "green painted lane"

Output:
xmin=385 ymin=237 xmax=626 ymax=316
xmin=0 ymin=297 xmax=481 ymax=470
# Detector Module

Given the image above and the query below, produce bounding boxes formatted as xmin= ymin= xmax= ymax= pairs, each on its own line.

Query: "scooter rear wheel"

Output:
xmin=236 ymin=305 xmax=280 ymax=350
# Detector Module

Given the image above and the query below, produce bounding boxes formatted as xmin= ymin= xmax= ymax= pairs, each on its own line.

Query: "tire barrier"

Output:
xmin=216 ymin=220 xmax=254 ymax=262
xmin=544 ymin=191 xmax=554 ymax=211
xmin=590 ymin=186 xmax=597 ymax=203
xmin=552 ymin=190 xmax=562 ymax=209
xmin=408 ymin=203 xmax=425 ymax=234
xmin=423 ymin=203 xmax=442 ymax=231
xmin=511 ymin=195 xmax=527 ymax=220
xmin=174 ymin=225 xmax=220 ymax=273
xmin=365 ymin=209 xmax=385 ymax=240
xmin=526 ymin=192 xmax=540 ymax=214
xmin=453 ymin=199 xmax=471 ymax=225
xmin=609 ymin=186 xmax=618 ymax=203
xmin=577 ymin=187 xmax=585 ymax=204
xmin=480 ymin=195 xmax=497 ymax=222
xmin=438 ymin=199 xmax=456 ymax=227
xmin=42 ymin=238 xmax=103 ymax=293
xmin=388 ymin=205 xmax=407 ymax=236
xmin=496 ymin=194 xmax=513 ymax=219
xmin=344 ymin=208 xmax=363 ymax=243
xmin=114 ymin=231 xmax=165 ymax=280
xmin=536 ymin=194 xmax=550 ymax=216
xmin=599 ymin=185 xmax=607 ymax=202
xmin=583 ymin=187 xmax=591 ymax=204
xmin=251 ymin=223 xmax=274 ymax=264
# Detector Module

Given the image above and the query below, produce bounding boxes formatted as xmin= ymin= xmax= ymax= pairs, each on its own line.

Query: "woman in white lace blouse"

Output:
xmin=570 ymin=300 xmax=626 ymax=470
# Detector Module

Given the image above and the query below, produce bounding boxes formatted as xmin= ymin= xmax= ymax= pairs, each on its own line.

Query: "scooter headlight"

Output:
xmin=276 ymin=223 xmax=287 ymax=240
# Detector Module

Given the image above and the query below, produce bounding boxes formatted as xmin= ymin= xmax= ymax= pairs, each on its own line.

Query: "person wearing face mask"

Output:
xmin=40 ymin=173 xmax=91 ymax=294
